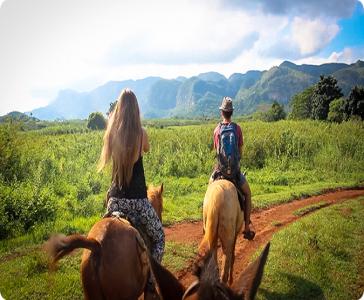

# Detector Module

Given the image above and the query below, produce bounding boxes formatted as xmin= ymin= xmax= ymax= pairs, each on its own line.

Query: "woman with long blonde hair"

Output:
xmin=98 ymin=88 xmax=164 ymax=296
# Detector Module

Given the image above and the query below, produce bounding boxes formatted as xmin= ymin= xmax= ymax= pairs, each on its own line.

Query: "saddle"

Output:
xmin=211 ymin=170 xmax=245 ymax=211
xmin=211 ymin=170 xmax=255 ymax=240
xmin=103 ymin=210 xmax=153 ymax=254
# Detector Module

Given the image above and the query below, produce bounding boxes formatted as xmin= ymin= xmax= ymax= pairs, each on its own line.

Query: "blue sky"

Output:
xmin=0 ymin=0 xmax=363 ymax=115
xmin=322 ymin=1 xmax=364 ymax=55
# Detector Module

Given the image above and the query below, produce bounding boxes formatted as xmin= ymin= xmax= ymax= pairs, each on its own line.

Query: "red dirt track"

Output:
xmin=164 ymin=188 xmax=364 ymax=287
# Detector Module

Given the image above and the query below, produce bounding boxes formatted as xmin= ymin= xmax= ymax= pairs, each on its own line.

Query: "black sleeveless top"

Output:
xmin=124 ymin=155 xmax=147 ymax=198
xmin=108 ymin=138 xmax=148 ymax=199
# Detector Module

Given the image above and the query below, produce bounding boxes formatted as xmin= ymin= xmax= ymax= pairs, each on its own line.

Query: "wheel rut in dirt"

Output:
xmin=164 ymin=188 xmax=364 ymax=287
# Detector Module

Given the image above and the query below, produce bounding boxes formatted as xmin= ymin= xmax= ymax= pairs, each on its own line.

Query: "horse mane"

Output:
xmin=193 ymin=251 xmax=219 ymax=283
xmin=191 ymin=251 xmax=242 ymax=300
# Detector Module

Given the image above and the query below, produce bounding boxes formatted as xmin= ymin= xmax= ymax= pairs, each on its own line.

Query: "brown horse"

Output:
xmin=148 ymin=242 xmax=270 ymax=300
xmin=200 ymin=179 xmax=244 ymax=284
xmin=44 ymin=184 xmax=164 ymax=300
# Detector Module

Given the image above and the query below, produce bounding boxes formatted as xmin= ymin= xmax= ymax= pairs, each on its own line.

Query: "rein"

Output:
xmin=182 ymin=280 xmax=199 ymax=300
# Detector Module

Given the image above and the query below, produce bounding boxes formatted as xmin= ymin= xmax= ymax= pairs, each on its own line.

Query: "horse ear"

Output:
xmin=160 ymin=183 xmax=164 ymax=195
xmin=148 ymin=252 xmax=185 ymax=300
xmin=198 ymin=250 xmax=219 ymax=283
xmin=231 ymin=242 xmax=270 ymax=300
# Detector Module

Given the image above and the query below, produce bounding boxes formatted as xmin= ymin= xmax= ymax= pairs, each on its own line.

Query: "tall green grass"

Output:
xmin=0 ymin=120 xmax=363 ymax=238
xmin=0 ymin=121 xmax=364 ymax=236
xmin=0 ymin=119 xmax=363 ymax=299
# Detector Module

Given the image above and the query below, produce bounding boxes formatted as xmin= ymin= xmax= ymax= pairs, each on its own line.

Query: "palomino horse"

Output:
xmin=148 ymin=242 xmax=270 ymax=300
xmin=45 ymin=184 xmax=164 ymax=300
xmin=200 ymin=179 xmax=244 ymax=284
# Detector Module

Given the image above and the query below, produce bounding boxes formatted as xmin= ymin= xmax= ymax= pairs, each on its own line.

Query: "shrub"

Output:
xmin=0 ymin=182 xmax=57 ymax=239
xmin=311 ymin=75 xmax=343 ymax=120
xmin=89 ymin=178 xmax=102 ymax=194
xmin=345 ymin=85 xmax=364 ymax=120
xmin=328 ymin=98 xmax=347 ymax=123
xmin=0 ymin=124 xmax=23 ymax=182
xmin=76 ymin=182 xmax=92 ymax=201
xmin=289 ymin=86 xmax=314 ymax=120
xmin=261 ymin=101 xmax=286 ymax=122
xmin=87 ymin=112 xmax=106 ymax=130
xmin=74 ymin=195 xmax=104 ymax=217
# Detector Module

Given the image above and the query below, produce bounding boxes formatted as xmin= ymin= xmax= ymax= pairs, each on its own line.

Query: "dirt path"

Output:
xmin=164 ymin=188 xmax=364 ymax=287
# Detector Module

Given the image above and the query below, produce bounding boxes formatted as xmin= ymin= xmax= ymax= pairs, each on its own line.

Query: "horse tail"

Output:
xmin=199 ymin=205 xmax=219 ymax=255
xmin=44 ymin=234 xmax=101 ymax=263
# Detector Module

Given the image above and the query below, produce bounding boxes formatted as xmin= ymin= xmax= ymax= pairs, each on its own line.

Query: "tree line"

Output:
xmin=289 ymin=75 xmax=364 ymax=122
xmin=256 ymin=75 xmax=363 ymax=122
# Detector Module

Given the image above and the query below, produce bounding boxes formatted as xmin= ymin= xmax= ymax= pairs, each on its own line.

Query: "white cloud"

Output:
xmin=294 ymin=45 xmax=364 ymax=65
xmin=328 ymin=47 xmax=364 ymax=63
xmin=292 ymin=17 xmax=339 ymax=56
xmin=0 ymin=0 xmax=361 ymax=115
xmin=0 ymin=0 xmax=285 ymax=114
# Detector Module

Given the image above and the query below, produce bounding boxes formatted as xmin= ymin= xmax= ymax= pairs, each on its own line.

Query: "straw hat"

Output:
xmin=219 ymin=97 xmax=234 ymax=112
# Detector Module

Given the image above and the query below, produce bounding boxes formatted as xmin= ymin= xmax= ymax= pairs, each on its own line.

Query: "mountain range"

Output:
xmin=26 ymin=60 xmax=364 ymax=120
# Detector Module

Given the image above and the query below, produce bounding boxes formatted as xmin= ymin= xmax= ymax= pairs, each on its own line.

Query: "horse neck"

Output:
xmin=149 ymin=196 xmax=162 ymax=221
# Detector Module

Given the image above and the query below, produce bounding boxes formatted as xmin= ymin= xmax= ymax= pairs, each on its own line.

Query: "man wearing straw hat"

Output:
xmin=211 ymin=96 xmax=255 ymax=240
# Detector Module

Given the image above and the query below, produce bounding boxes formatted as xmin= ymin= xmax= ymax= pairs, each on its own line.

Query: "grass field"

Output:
xmin=0 ymin=240 xmax=196 ymax=299
xmin=0 ymin=119 xmax=363 ymax=299
xmin=1 ymin=119 xmax=363 ymax=239
xmin=256 ymin=197 xmax=364 ymax=300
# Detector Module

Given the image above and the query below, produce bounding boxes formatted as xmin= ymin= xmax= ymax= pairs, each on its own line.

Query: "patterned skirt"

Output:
xmin=106 ymin=197 xmax=165 ymax=262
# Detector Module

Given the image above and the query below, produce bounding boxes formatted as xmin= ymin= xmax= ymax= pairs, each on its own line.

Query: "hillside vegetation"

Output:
xmin=27 ymin=60 xmax=364 ymax=120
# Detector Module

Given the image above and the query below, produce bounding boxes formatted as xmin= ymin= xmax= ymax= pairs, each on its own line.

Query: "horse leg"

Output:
xmin=229 ymin=236 xmax=238 ymax=285
xmin=221 ymin=237 xmax=234 ymax=284
xmin=81 ymin=255 xmax=104 ymax=300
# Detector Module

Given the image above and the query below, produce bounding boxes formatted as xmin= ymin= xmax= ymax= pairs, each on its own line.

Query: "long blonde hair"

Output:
xmin=98 ymin=89 xmax=142 ymax=188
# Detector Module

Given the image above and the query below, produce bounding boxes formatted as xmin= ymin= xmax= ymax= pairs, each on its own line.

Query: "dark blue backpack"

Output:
xmin=217 ymin=122 xmax=240 ymax=178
